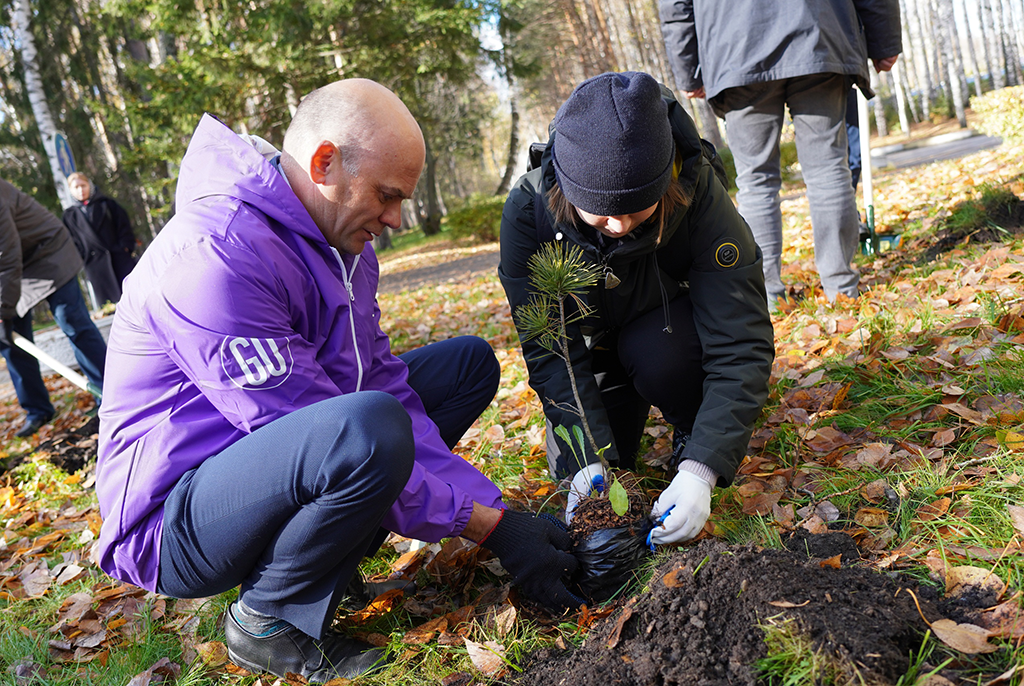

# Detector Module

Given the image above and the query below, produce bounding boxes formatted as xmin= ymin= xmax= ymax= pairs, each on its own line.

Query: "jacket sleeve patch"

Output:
xmin=220 ymin=335 xmax=294 ymax=390
xmin=714 ymin=240 xmax=741 ymax=269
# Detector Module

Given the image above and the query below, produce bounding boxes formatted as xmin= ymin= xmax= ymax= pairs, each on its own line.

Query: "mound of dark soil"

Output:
xmin=2 ymin=415 xmax=100 ymax=476
xmin=923 ymin=192 xmax=1024 ymax=261
xmin=512 ymin=537 xmax=943 ymax=686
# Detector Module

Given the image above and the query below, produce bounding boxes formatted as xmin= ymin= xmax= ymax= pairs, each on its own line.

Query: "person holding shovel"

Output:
xmin=0 ymin=177 xmax=107 ymax=437
xmin=95 ymin=79 xmax=581 ymax=684
xmin=499 ymin=72 xmax=774 ymax=545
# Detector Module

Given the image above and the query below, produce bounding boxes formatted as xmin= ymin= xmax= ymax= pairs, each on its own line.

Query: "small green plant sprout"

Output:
xmin=514 ymin=241 xmax=629 ymax=516
xmin=553 ymin=423 xmax=629 ymax=516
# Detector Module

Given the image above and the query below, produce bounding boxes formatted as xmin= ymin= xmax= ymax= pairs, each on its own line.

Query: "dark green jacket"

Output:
xmin=498 ymin=88 xmax=774 ymax=485
xmin=0 ymin=178 xmax=84 ymax=319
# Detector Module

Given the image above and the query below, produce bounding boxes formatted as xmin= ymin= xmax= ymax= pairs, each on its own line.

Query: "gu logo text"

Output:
xmin=221 ymin=336 xmax=293 ymax=389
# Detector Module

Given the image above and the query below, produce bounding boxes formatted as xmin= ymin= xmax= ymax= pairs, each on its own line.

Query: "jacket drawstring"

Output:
xmin=653 ymin=252 xmax=673 ymax=334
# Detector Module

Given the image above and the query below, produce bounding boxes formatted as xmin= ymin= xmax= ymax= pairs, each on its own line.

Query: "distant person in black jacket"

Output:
xmin=62 ymin=172 xmax=138 ymax=305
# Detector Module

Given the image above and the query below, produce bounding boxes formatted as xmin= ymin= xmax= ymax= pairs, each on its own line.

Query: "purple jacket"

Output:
xmin=95 ymin=115 xmax=502 ymax=591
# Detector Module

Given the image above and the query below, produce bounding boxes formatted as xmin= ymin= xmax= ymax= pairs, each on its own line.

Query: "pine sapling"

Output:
xmin=514 ymin=241 xmax=629 ymax=515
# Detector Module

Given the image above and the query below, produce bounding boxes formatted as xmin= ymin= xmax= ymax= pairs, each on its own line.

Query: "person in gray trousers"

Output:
xmin=660 ymin=0 xmax=902 ymax=308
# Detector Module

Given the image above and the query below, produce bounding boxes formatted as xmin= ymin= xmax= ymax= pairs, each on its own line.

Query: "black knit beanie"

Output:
xmin=551 ymin=71 xmax=673 ymax=216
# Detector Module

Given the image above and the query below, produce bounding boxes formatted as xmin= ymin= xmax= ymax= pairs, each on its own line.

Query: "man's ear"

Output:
xmin=309 ymin=141 xmax=337 ymax=185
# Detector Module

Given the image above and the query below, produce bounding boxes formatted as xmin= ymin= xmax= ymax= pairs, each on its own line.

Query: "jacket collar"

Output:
xmin=175 ymin=115 xmax=328 ymax=250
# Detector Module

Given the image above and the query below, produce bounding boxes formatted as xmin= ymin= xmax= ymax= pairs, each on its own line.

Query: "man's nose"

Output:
xmin=381 ymin=203 xmax=402 ymax=230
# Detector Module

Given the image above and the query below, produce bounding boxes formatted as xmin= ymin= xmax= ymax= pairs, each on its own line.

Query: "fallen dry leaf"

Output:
xmin=1008 ymin=505 xmax=1024 ymax=538
xmin=464 ymin=639 xmax=505 ymax=676
xmin=930 ymin=618 xmax=998 ymax=654
xmin=606 ymin=601 xmax=636 ymax=649
xmin=662 ymin=567 xmax=687 ymax=588
xmin=981 ymin=663 xmax=1024 ymax=686
xmin=819 ymin=554 xmax=842 ymax=569
xmin=196 ymin=641 xmax=228 ymax=667
xmin=915 ymin=498 xmax=951 ymax=522
xmin=854 ymin=507 xmax=889 ymax=528
xmin=493 ymin=604 xmax=517 ymax=638
xmin=945 ymin=566 xmax=1006 ymax=598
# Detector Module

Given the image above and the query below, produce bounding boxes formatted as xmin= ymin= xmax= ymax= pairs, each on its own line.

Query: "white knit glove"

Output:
xmin=649 ymin=469 xmax=712 ymax=545
xmin=565 ymin=463 xmax=606 ymax=525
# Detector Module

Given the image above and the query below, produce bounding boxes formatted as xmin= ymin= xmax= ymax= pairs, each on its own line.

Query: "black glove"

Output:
xmin=0 ymin=319 xmax=13 ymax=348
xmin=480 ymin=508 xmax=583 ymax=611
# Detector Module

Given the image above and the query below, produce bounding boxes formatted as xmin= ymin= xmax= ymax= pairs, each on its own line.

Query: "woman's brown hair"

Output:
xmin=545 ymin=167 xmax=691 ymax=245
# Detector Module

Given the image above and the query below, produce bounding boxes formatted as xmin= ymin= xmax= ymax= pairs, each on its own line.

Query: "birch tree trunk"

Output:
xmin=912 ymin=0 xmax=936 ymax=119
xmin=898 ymin=0 xmax=922 ymax=122
xmin=936 ymin=0 xmax=968 ymax=126
xmin=870 ymin=69 xmax=889 ymax=137
xmin=976 ymin=0 xmax=996 ymax=89
xmin=11 ymin=0 xmax=73 ymax=209
xmin=694 ymin=98 xmax=724 ymax=148
xmin=1001 ymin=0 xmax=1024 ymax=86
xmin=892 ymin=62 xmax=911 ymax=134
xmin=981 ymin=0 xmax=1005 ymax=89
xmin=956 ymin=0 xmax=984 ymax=96
xmin=495 ymin=88 xmax=520 ymax=197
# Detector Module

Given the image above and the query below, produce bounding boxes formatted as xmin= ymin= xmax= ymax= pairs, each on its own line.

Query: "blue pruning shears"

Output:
xmin=646 ymin=505 xmax=675 ymax=551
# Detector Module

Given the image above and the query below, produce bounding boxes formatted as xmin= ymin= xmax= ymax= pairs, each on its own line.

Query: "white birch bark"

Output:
xmin=11 ymin=0 xmax=73 ymax=209
xmin=870 ymin=69 xmax=889 ymax=138
xmin=892 ymin=61 xmax=911 ymax=134
xmin=912 ymin=0 xmax=935 ymax=119
xmin=956 ymin=0 xmax=984 ymax=97
xmin=936 ymin=0 xmax=968 ymax=126
xmin=981 ymin=0 xmax=1005 ymax=89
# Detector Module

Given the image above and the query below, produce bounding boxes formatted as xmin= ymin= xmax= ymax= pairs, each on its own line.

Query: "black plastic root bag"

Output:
xmin=570 ymin=518 xmax=654 ymax=604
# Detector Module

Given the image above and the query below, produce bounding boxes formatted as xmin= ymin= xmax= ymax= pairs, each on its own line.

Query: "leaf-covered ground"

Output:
xmin=0 ymin=138 xmax=1022 ymax=685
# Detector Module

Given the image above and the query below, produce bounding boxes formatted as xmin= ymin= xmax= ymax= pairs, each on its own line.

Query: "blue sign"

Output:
xmin=54 ymin=133 xmax=75 ymax=177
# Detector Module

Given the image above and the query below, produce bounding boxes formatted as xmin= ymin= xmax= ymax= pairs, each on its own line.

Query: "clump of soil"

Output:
xmin=513 ymin=537 xmax=943 ymax=686
xmin=568 ymin=471 xmax=649 ymax=543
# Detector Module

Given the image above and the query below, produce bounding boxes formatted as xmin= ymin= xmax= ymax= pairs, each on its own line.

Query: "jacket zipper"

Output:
xmin=331 ymin=247 xmax=364 ymax=391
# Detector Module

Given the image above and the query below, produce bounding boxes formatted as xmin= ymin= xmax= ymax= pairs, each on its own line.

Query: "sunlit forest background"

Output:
xmin=2 ymin=0 xmax=1022 ymax=247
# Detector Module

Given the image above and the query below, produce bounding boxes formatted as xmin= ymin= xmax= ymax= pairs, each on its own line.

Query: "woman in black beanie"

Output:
xmin=498 ymin=71 xmax=774 ymax=546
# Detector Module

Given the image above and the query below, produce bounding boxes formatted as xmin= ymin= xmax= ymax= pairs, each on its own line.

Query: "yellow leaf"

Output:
xmin=997 ymin=430 xmax=1024 ymax=451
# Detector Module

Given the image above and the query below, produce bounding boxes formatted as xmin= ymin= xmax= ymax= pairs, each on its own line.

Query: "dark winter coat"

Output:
xmin=0 ymin=178 xmax=84 ymax=320
xmin=498 ymin=87 xmax=775 ymax=485
xmin=659 ymin=0 xmax=903 ymax=103
xmin=62 ymin=190 xmax=137 ymax=304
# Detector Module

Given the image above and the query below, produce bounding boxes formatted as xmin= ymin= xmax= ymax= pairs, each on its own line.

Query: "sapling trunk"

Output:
xmin=556 ymin=296 xmax=602 ymax=464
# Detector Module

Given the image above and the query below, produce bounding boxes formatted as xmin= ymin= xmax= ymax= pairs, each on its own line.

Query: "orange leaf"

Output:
xmin=819 ymin=554 xmax=842 ymax=569
xmin=916 ymin=498 xmax=951 ymax=522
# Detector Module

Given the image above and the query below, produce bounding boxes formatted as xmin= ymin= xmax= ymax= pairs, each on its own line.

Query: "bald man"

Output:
xmin=95 ymin=80 xmax=580 ymax=682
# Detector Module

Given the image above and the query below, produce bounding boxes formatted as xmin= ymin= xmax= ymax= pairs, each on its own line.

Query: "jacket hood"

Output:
xmin=176 ymin=115 xmax=326 ymax=248
xmin=538 ymin=84 xmax=706 ymax=259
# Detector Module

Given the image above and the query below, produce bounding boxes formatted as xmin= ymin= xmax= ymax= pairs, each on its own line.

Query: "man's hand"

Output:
xmin=649 ymin=470 xmax=712 ymax=545
xmin=566 ymin=462 xmax=606 ymax=525
xmin=478 ymin=509 xmax=582 ymax=611
xmin=873 ymin=56 xmax=898 ymax=72
xmin=0 ymin=319 xmax=14 ymax=348
xmin=683 ymin=87 xmax=706 ymax=99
